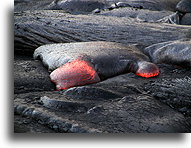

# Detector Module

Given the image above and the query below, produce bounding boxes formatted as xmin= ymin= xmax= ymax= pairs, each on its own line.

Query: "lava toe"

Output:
xmin=135 ymin=61 xmax=160 ymax=78
xmin=50 ymin=59 xmax=101 ymax=90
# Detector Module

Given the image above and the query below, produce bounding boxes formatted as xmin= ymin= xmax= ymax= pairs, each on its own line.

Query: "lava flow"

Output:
xmin=136 ymin=72 xmax=160 ymax=78
xmin=50 ymin=59 xmax=101 ymax=90
xmin=135 ymin=62 xmax=160 ymax=78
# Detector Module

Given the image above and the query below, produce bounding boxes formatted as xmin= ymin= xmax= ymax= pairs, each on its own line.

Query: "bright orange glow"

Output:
xmin=50 ymin=59 xmax=100 ymax=90
xmin=135 ymin=62 xmax=160 ymax=78
xmin=136 ymin=72 xmax=160 ymax=78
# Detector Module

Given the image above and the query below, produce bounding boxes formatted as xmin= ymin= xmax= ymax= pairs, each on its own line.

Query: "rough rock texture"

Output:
xmin=14 ymin=0 xmax=180 ymax=13
xmin=14 ymin=64 xmax=191 ymax=133
xmin=14 ymin=115 xmax=57 ymax=133
xmin=96 ymin=7 xmax=174 ymax=23
xmin=181 ymin=13 xmax=191 ymax=25
xmin=14 ymin=0 xmax=191 ymax=133
xmin=47 ymin=0 xmax=109 ymax=14
xmin=15 ymin=0 xmax=53 ymax=12
xmin=14 ymin=56 xmax=55 ymax=93
xmin=14 ymin=10 xmax=191 ymax=55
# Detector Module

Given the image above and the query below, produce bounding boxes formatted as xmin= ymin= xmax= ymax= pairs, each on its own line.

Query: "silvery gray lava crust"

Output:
xmin=143 ymin=39 xmax=191 ymax=67
xmin=33 ymin=42 xmax=151 ymax=75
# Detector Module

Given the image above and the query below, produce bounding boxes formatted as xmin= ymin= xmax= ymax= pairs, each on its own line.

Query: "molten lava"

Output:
xmin=135 ymin=61 xmax=160 ymax=78
xmin=136 ymin=72 xmax=160 ymax=78
xmin=50 ymin=59 xmax=101 ymax=90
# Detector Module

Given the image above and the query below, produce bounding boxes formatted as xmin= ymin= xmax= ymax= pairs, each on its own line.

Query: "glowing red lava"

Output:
xmin=136 ymin=72 xmax=160 ymax=78
xmin=135 ymin=62 xmax=160 ymax=78
xmin=50 ymin=59 xmax=100 ymax=90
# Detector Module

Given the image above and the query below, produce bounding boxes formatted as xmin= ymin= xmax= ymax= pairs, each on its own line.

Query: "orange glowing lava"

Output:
xmin=50 ymin=59 xmax=100 ymax=90
xmin=135 ymin=62 xmax=160 ymax=78
xmin=136 ymin=72 xmax=160 ymax=78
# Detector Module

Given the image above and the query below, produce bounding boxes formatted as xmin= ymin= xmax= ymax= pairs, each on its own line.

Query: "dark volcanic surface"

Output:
xmin=14 ymin=0 xmax=191 ymax=133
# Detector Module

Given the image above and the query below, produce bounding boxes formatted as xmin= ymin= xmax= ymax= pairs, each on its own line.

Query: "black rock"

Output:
xmin=176 ymin=0 xmax=191 ymax=13
xmin=181 ymin=13 xmax=191 ymax=25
